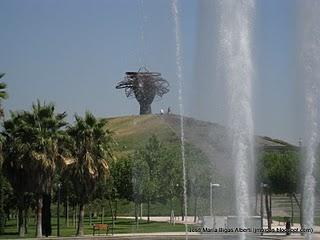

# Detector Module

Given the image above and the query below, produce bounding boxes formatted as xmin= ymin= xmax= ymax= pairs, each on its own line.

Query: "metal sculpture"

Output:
xmin=116 ymin=67 xmax=169 ymax=115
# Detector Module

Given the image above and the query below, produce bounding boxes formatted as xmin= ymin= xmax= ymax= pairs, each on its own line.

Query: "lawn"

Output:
xmin=0 ymin=216 xmax=186 ymax=239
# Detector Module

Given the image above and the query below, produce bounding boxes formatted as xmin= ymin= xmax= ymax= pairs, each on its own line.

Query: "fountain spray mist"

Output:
xmin=300 ymin=1 xmax=320 ymax=239
xmin=171 ymin=0 xmax=188 ymax=238
xmin=216 ymin=0 xmax=255 ymax=238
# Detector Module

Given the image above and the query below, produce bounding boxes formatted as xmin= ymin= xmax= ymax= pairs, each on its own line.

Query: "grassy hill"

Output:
xmin=107 ymin=114 xmax=179 ymax=158
xmin=106 ymin=114 xmax=295 ymax=174
xmin=105 ymin=114 xmax=299 ymax=216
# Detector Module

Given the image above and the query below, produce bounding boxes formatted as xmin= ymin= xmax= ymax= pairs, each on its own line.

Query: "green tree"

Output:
xmin=258 ymin=151 xmax=299 ymax=194
xmin=257 ymin=150 xmax=299 ymax=228
xmin=156 ymin=145 xmax=182 ymax=222
xmin=0 ymin=72 xmax=8 ymax=234
xmin=0 ymin=73 xmax=8 ymax=118
xmin=2 ymin=101 xmax=67 ymax=237
xmin=139 ymin=135 xmax=164 ymax=223
xmin=186 ymin=146 xmax=213 ymax=222
xmin=2 ymin=112 xmax=30 ymax=236
xmin=65 ymin=112 xmax=113 ymax=236
xmin=132 ymin=150 xmax=149 ymax=224
xmin=107 ymin=156 xmax=133 ymax=220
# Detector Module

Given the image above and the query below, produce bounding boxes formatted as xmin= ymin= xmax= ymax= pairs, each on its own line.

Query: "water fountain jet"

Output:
xmin=216 ymin=1 xmax=256 ymax=239
xmin=299 ymin=1 xmax=320 ymax=239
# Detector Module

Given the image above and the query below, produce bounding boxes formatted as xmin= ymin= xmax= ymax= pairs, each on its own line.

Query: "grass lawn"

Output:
xmin=0 ymin=216 xmax=187 ymax=239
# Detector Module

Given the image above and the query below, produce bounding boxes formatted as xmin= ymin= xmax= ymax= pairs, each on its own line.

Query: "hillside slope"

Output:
xmin=106 ymin=114 xmax=295 ymax=175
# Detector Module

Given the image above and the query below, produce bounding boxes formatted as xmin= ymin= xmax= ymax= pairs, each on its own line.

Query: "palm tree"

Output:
xmin=65 ymin=112 xmax=113 ymax=236
xmin=0 ymin=72 xmax=7 ymax=234
xmin=0 ymin=73 xmax=8 ymax=117
xmin=2 ymin=101 xmax=67 ymax=237
xmin=2 ymin=112 xmax=31 ymax=236
xmin=0 ymin=73 xmax=7 ymax=98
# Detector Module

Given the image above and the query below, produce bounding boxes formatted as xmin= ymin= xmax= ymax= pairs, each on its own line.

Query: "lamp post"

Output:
xmin=57 ymin=183 xmax=61 ymax=237
xmin=132 ymin=177 xmax=138 ymax=229
xmin=260 ymin=183 xmax=268 ymax=236
xmin=210 ymin=183 xmax=220 ymax=228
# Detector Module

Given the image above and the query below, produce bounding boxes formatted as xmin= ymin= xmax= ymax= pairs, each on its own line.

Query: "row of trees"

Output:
xmin=1 ymin=101 xmax=113 ymax=237
xmin=132 ymin=136 xmax=183 ymax=223
xmin=0 ymin=101 xmax=214 ymax=237
xmin=132 ymin=135 xmax=217 ymax=223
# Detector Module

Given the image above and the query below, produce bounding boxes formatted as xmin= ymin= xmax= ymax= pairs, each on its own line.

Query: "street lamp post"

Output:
xmin=132 ymin=177 xmax=138 ymax=229
xmin=260 ymin=183 xmax=268 ymax=236
xmin=57 ymin=183 xmax=61 ymax=237
xmin=210 ymin=183 xmax=220 ymax=228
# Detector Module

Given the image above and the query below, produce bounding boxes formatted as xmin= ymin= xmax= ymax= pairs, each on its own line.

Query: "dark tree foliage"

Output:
xmin=2 ymin=101 xmax=67 ymax=237
xmin=110 ymin=157 xmax=133 ymax=201
xmin=0 ymin=72 xmax=8 ymax=234
xmin=65 ymin=112 xmax=113 ymax=236
xmin=257 ymin=150 xmax=299 ymax=194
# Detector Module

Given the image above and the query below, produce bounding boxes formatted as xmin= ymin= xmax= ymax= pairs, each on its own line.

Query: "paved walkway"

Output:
xmin=118 ymin=216 xmax=320 ymax=239
xmin=119 ymin=216 xmax=196 ymax=224
xmin=35 ymin=233 xmax=320 ymax=240
xmin=10 ymin=216 xmax=320 ymax=239
xmin=121 ymin=215 xmax=320 ymax=232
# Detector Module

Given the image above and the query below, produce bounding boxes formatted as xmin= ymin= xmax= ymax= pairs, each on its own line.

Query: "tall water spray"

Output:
xmin=171 ymin=0 xmax=188 ymax=238
xmin=300 ymin=1 xmax=320 ymax=239
xmin=138 ymin=0 xmax=146 ymax=66
xmin=216 ymin=0 xmax=255 ymax=237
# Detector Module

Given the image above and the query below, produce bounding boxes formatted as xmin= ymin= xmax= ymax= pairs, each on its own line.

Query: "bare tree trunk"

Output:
xmin=194 ymin=196 xmax=198 ymax=223
xmin=16 ymin=209 xmax=18 ymax=232
xmin=269 ymin=190 xmax=272 ymax=224
xmin=101 ymin=207 xmax=104 ymax=224
xmin=24 ymin=208 xmax=28 ymax=234
xmin=41 ymin=193 xmax=51 ymax=237
xmin=114 ymin=200 xmax=118 ymax=220
xmin=134 ymin=201 xmax=138 ymax=228
xmin=293 ymin=193 xmax=303 ymax=230
xmin=140 ymin=203 xmax=142 ymax=220
xmin=65 ymin=196 xmax=69 ymax=227
xmin=147 ymin=199 xmax=150 ymax=223
xmin=36 ymin=196 xmax=43 ymax=238
xmin=300 ymin=193 xmax=303 ymax=231
xmin=108 ymin=198 xmax=114 ymax=222
xmin=265 ymin=190 xmax=271 ymax=230
xmin=108 ymin=197 xmax=115 ymax=234
xmin=255 ymin=191 xmax=258 ymax=215
xmin=18 ymin=207 xmax=25 ymax=237
xmin=260 ymin=191 xmax=263 ymax=231
xmin=72 ymin=205 xmax=75 ymax=228
xmin=180 ymin=198 xmax=184 ymax=221
xmin=290 ymin=194 xmax=294 ymax=226
xmin=76 ymin=204 xmax=84 ymax=236
xmin=170 ymin=198 xmax=173 ymax=224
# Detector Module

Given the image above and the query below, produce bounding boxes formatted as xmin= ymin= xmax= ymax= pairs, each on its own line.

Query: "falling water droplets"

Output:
xmin=171 ymin=0 xmax=188 ymax=239
xmin=216 ymin=1 xmax=255 ymax=239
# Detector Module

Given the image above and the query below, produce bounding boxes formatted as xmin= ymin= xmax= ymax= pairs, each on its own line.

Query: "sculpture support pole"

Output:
xmin=140 ymin=104 xmax=151 ymax=115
